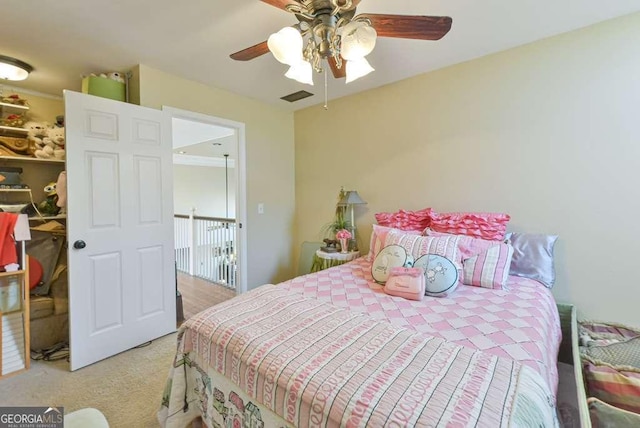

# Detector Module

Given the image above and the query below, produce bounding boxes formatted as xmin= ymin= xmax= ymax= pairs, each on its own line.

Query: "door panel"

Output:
xmin=66 ymin=90 xmax=176 ymax=371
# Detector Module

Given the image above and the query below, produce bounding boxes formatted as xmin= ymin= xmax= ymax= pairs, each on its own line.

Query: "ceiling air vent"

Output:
xmin=280 ymin=90 xmax=314 ymax=103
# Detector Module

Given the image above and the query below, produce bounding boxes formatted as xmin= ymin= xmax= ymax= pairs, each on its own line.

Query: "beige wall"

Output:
xmin=173 ymin=164 xmax=236 ymax=218
xmin=294 ymin=13 xmax=640 ymax=326
xmin=138 ymin=65 xmax=295 ymax=288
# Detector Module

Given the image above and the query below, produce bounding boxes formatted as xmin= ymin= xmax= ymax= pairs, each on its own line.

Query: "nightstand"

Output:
xmin=310 ymin=249 xmax=360 ymax=273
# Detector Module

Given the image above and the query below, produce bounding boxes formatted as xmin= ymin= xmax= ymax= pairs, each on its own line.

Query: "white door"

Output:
xmin=65 ymin=90 xmax=176 ymax=371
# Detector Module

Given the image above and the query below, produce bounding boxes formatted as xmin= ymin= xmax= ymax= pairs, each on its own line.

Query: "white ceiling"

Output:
xmin=2 ymin=1 xmax=639 ymax=111
xmin=171 ymin=117 xmax=237 ymax=168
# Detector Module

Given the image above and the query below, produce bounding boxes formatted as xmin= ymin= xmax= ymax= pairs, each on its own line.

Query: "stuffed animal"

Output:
xmin=43 ymin=126 xmax=65 ymax=160
xmin=108 ymin=72 xmax=125 ymax=83
xmin=24 ymin=121 xmax=49 ymax=156
xmin=38 ymin=182 xmax=60 ymax=216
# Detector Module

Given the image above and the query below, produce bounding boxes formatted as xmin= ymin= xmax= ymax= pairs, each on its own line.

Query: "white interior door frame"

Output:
xmin=163 ymin=106 xmax=248 ymax=294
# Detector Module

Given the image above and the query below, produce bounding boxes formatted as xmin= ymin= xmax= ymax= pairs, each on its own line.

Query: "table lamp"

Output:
xmin=337 ymin=190 xmax=367 ymax=251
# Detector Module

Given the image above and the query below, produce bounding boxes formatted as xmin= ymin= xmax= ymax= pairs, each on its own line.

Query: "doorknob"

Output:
xmin=73 ymin=240 xmax=87 ymax=250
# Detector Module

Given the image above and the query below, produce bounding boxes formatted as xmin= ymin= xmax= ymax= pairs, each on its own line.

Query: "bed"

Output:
xmin=159 ymin=256 xmax=562 ymax=427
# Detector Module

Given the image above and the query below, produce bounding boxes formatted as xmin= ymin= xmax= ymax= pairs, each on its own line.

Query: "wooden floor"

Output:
xmin=177 ymin=272 xmax=236 ymax=321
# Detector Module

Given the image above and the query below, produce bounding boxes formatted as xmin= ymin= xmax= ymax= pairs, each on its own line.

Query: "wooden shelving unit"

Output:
xmin=0 ymin=242 xmax=30 ymax=378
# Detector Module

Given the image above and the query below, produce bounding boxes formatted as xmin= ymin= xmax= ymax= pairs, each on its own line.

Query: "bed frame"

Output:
xmin=557 ymin=303 xmax=591 ymax=427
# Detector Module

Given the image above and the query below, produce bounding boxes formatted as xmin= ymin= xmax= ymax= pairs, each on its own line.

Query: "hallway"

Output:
xmin=177 ymin=272 xmax=236 ymax=321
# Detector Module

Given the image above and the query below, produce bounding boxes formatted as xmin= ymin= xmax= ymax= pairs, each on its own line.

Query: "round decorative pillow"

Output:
xmin=372 ymin=245 xmax=407 ymax=284
xmin=414 ymin=254 xmax=459 ymax=297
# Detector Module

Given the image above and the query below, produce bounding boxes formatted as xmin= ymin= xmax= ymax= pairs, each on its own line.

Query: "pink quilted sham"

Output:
xmin=280 ymin=257 xmax=562 ymax=397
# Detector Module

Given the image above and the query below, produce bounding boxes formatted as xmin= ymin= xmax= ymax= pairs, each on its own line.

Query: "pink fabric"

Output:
xmin=367 ymin=224 xmax=421 ymax=261
xmin=179 ymin=286 xmax=539 ymax=427
xmin=462 ymin=243 xmax=513 ymax=290
xmin=374 ymin=207 xmax=432 ymax=232
xmin=384 ymin=267 xmax=425 ymax=301
xmin=383 ymin=229 xmax=462 ymax=269
xmin=429 ymin=211 xmax=511 ymax=241
xmin=424 ymin=228 xmax=501 ymax=260
xmin=281 ymin=257 xmax=562 ymax=397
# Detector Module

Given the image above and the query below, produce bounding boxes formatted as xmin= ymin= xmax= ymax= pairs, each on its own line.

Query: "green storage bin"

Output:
xmin=81 ymin=76 xmax=126 ymax=102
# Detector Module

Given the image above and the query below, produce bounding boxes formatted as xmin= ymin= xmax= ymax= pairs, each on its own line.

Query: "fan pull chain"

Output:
xmin=324 ymin=67 xmax=329 ymax=110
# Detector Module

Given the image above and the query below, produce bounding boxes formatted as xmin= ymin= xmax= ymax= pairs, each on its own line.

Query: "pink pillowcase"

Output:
xmin=384 ymin=229 xmax=461 ymax=269
xmin=461 ymin=243 xmax=514 ymax=290
xmin=424 ymin=229 xmax=501 ymax=260
xmin=374 ymin=207 xmax=433 ymax=232
xmin=367 ymin=224 xmax=421 ymax=261
xmin=429 ymin=211 xmax=511 ymax=241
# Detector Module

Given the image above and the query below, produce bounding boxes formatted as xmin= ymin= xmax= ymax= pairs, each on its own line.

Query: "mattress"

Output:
xmin=279 ymin=257 xmax=562 ymax=396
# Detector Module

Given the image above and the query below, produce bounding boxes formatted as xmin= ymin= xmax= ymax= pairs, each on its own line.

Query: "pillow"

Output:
xmin=374 ymin=208 xmax=432 ymax=232
xmin=461 ymin=243 xmax=513 ymax=289
xmin=414 ymin=254 xmax=459 ymax=297
xmin=424 ymin=228 xmax=501 ymax=260
xmin=371 ymin=245 xmax=408 ymax=284
xmin=506 ymin=233 xmax=558 ymax=288
xmin=429 ymin=211 xmax=511 ymax=241
xmin=384 ymin=229 xmax=461 ymax=268
xmin=367 ymin=224 xmax=421 ymax=261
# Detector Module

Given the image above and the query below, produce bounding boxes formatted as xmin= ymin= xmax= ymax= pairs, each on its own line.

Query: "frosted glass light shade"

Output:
xmin=345 ymin=57 xmax=374 ymax=84
xmin=0 ymin=55 xmax=32 ymax=81
xmin=340 ymin=21 xmax=377 ymax=61
xmin=268 ymin=27 xmax=304 ymax=65
xmin=285 ymin=60 xmax=314 ymax=86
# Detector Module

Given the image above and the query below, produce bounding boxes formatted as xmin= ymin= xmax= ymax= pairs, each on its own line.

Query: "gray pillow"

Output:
xmin=506 ymin=233 xmax=558 ymax=288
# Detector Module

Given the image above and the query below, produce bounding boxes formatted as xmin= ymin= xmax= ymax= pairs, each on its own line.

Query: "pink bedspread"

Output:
xmin=279 ymin=257 xmax=562 ymax=396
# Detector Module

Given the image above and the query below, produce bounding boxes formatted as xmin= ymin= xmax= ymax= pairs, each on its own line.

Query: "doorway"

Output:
xmin=163 ymin=107 xmax=247 ymax=307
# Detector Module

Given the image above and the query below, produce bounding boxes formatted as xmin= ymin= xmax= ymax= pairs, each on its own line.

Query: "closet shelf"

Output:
xmin=0 ymin=125 xmax=28 ymax=136
xmin=28 ymin=214 xmax=66 ymax=221
xmin=0 ymin=269 xmax=25 ymax=278
xmin=0 ymin=188 xmax=31 ymax=192
xmin=0 ymin=102 xmax=29 ymax=113
xmin=0 ymin=156 xmax=65 ymax=164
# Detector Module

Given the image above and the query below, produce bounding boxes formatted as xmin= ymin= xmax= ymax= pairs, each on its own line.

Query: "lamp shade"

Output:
xmin=345 ymin=57 xmax=374 ymax=84
xmin=285 ymin=60 xmax=314 ymax=86
xmin=338 ymin=190 xmax=367 ymax=206
xmin=268 ymin=27 xmax=304 ymax=65
xmin=340 ymin=21 xmax=377 ymax=61
xmin=0 ymin=55 xmax=33 ymax=81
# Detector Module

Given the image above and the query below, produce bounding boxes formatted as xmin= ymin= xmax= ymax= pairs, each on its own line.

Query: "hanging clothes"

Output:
xmin=0 ymin=212 xmax=18 ymax=266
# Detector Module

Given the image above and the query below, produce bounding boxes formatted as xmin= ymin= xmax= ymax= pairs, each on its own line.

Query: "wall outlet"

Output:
xmin=258 ymin=203 xmax=265 ymax=214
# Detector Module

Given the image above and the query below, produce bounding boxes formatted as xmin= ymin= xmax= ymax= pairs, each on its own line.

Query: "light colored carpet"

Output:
xmin=0 ymin=333 xmax=177 ymax=428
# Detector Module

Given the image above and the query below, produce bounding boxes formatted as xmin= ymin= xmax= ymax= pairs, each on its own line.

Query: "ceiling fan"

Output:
xmin=230 ymin=0 xmax=452 ymax=85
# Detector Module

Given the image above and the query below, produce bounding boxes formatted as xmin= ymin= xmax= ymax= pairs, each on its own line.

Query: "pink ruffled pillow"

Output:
xmin=374 ymin=208 xmax=433 ymax=232
xmin=424 ymin=228 xmax=501 ymax=261
xmin=429 ymin=211 xmax=511 ymax=241
xmin=367 ymin=224 xmax=421 ymax=261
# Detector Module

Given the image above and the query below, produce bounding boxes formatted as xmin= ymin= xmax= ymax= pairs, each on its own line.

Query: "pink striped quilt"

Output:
xmin=166 ymin=286 xmax=557 ymax=427
xmin=279 ymin=257 xmax=562 ymax=396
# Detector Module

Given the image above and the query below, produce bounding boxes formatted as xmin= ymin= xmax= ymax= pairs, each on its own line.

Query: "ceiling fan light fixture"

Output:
xmin=340 ymin=21 xmax=377 ymax=61
xmin=285 ymin=60 xmax=314 ymax=86
xmin=345 ymin=57 xmax=374 ymax=84
xmin=267 ymin=27 xmax=303 ymax=65
xmin=0 ymin=55 xmax=33 ymax=81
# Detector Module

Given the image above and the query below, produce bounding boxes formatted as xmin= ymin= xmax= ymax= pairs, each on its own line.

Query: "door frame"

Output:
xmin=163 ymin=106 xmax=248 ymax=294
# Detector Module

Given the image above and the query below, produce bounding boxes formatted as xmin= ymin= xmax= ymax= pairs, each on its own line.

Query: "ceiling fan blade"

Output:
xmin=327 ymin=56 xmax=346 ymax=79
xmin=260 ymin=0 xmax=301 ymax=11
xmin=230 ymin=41 xmax=270 ymax=61
xmin=356 ymin=14 xmax=452 ymax=40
